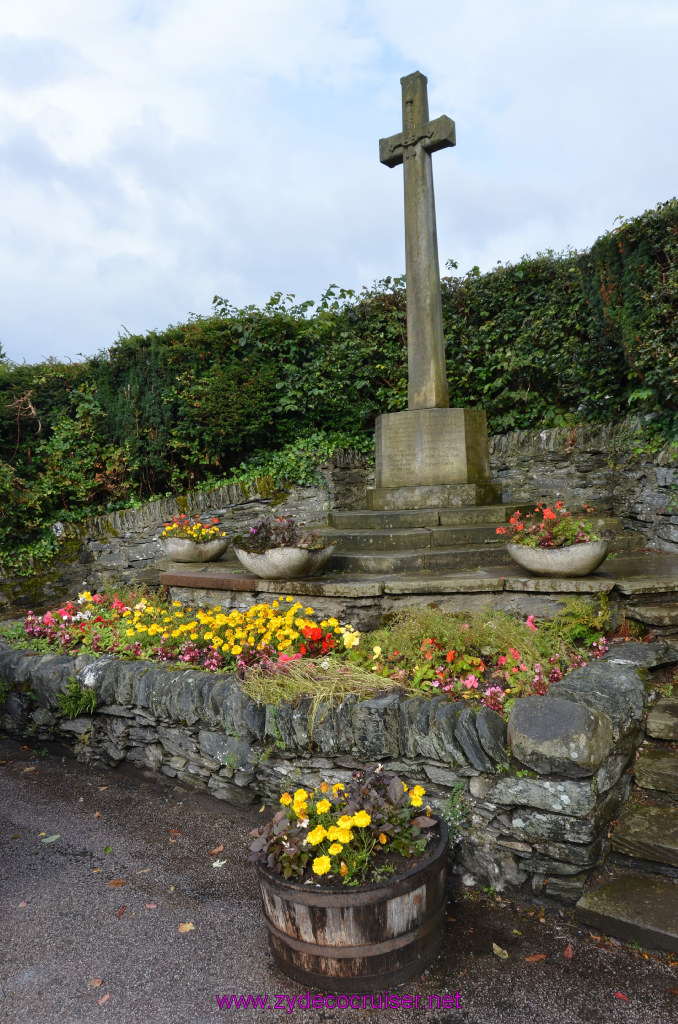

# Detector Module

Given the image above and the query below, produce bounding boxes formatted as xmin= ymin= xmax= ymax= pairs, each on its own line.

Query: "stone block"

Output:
xmin=431 ymin=702 xmax=471 ymax=768
xmin=475 ymin=706 xmax=509 ymax=766
xmin=400 ymin=695 xmax=447 ymax=759
xmin=453 ymin=707 xmax=494 ymax=772
xmin=157 ymin=726 xmax=198 ymax=759
xmin=507 ymin=697 xmax=614 ymax=777
xmin=548 ymin=662 xmax=647 ymax=741
xmin=207 ymin=775 xmax=256 ymax=804
xmin=600 ymin=641 xmax=678 ymax=670
xmin=487 ymin=777 xmax=597 ymax=817
xmin=366 ymin=482 xmax=503 ymax=511
xmin=351 ymin=692 xmax=401 ymax=760
xmin=374 ymin=408 xmax=492 ymax=488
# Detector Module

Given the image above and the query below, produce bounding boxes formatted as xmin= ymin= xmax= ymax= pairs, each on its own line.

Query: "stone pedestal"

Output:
xmin=367 ymin=408 xmax=501 ymax=510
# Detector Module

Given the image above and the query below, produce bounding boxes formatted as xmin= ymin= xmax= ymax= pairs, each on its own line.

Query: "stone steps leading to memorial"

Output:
xmin=576 ymin=698 xmax=678 ymax=950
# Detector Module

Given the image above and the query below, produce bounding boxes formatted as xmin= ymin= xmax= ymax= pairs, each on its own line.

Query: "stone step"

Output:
xmin=576 ymin=875 xmax=678 ymax=952
xmin=317 ymin=524 xmax=508 ymax=552
xmin=328 ymin=545 xmax=513 ymax=574
xmin=646 ymin=698 xmax=678 ymax=740
xmin=633 ymin=749 xmax=678 ymax=795
xmin=610 ymin=804 xmax=678 ymax=868
xmin=328 ymin=504 xmax=534 ymax=530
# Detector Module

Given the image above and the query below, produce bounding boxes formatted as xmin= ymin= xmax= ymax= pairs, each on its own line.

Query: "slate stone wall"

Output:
xmin=2 ymin=641 xmax=673 ymax=906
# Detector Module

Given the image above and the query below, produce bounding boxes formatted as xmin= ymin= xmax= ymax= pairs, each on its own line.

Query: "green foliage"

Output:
xmin=542 ymin=596 xmax=612 ymax=647
xmin=57 ymin=677 xmax=97 ymax=719
xmin=1 ymin=200 xmax=678 ymax=574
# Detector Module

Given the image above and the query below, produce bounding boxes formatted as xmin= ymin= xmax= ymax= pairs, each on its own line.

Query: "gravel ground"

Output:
xmin=1 ymin=734 xmax=676 ymax=1024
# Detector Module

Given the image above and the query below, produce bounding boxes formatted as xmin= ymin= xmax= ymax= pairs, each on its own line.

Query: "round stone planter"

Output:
xmin=159 ymin=537 xmax=229 ymax=562
xmin=507 ymin=539 xmax=609 ymax=577
xmin=255 ymin=819 xmax=448 ymax=992
xmin=233 ymin=544 xmax=336 ymax=580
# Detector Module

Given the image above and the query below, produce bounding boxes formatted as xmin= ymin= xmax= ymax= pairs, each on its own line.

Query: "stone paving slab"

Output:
xmin=611 ymin=805 xmax=678 ymax=868
xmin=577 ymin=876 xmax=678 ymax=952
xmin=646 ymin=698 xmax=678 ymax=741
xmin=633 ymin=750 xmax=678 ymax=795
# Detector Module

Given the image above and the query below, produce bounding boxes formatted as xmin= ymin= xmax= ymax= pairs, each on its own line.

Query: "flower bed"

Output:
xmin=1 ymin=593 xmax=621 ymax=721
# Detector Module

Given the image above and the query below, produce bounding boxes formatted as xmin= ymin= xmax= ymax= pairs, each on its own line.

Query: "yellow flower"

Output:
xmin=332 ymin=782 xmax=345 ymax=796
xmin=328 ymin=843 xmax=343 ymax=855
xmin=337 ymin=815 xmax=353 ymax=829
xmin=280 ymin=793 xmax=293 ymax=806
xmin=352 ymin=810 xmax=371 ymax=828
xmin=340 ymin=861 xmax=348 ymax=877
xmin=411 ymin=785 xmax=426 ymax=798
xmin=379 ymin=833 xmax=387 ymax=845
xmin=326 ymin=826 xmax=340 ymax=841
xmin=293 ymin=789 xmax=308 ymax=802
xmin=307 ymin=825 xmax=327 ymax=846
xmin=336 ymin=828 xmax=353 ymax=844
xmin=315 ymin=799 xmax=331 ymax=814
xmin=231 ymin=645 xmax=242 ymax=656
xmin=410 ymin=795 xmax=423 ymax=807
xmin=312 ymin=855 xmax=331 ymax=876
xmin=320 ymin=781 xmax=329 ymax=793
xmin=293 ymin=802 xmax=308 ymax=820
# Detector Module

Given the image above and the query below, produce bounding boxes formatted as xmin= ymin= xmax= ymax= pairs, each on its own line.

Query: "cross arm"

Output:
xmin=379 ymin=114 xmax=456 ymax=168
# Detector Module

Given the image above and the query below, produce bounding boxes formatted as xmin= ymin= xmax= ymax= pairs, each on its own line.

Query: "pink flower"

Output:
xmin=526 ymin=615 xmax=537 ymax=631
xmin=509 ymin=648 xmax=520 ymax=659
xmin=91 ymin=594 xmax=104 ymax=604
xmin=278 ymin=653 xmax=302 ymax=664
xmin=111 ymin=597 xmax=127 ymax=612
xmin=497 ymin=655 xmax=507 ymax=667
xmin=462 ymin=674 xmax=478 ymax=690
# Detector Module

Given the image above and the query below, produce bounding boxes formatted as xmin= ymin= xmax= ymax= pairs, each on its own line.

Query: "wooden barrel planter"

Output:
xmin=255 ymin=819 xmax=449 ymax=992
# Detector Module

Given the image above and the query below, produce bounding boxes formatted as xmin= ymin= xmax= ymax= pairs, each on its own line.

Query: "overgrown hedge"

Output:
xmin=1 ymin=198 xmax=677 ymax=566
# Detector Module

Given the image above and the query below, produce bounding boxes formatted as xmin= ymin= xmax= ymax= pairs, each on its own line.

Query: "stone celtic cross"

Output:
xmin=380 ymin=71 xmax=456 ymax=410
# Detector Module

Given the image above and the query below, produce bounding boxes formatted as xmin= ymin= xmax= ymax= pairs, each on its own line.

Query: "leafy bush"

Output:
xmin=57 ymin=678 xmax=97 ymax=719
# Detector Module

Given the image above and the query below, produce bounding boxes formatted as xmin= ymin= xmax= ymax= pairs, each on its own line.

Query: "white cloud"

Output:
xmin=0 ymin=0 xmax=676 ymax=361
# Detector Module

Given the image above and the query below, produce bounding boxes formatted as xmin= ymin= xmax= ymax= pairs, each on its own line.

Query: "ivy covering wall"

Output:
xmin=1 ymin=198 xmax=677 ymax=567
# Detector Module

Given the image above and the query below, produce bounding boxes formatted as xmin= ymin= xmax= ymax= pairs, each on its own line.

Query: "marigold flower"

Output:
xmin=307 ymin=826 xmax=327 ymax=846
xmin=327 ymin=843 xmax=343 ymax=855
xmin=315 ymin=799 xmax=331 ymax=814
xmin=312 ymin=855 xmax=331 ymax=876
xmin=320 ymin=781 xmax=329 ymax=793
xmin=411 ymin=785 xmax=426 ymax=798
xmin=279 ymin=793 xmax=293 ymax=806
xmin=337 ymin=815 xmax=353 ymax=829
xmin=378 ymin=833 xmax=387 ymax=845
xmin=336 ymin=829 xmax=353 ymax=844
xmin=340 ymin=861 xmax=348 ymax=877
xmin=293 ymin=789 xmax=308 ymax=802
xmin=352 ymin=810 xmax=371 ymax=828
xmin=410 ymin=795 xmax=423 ymax=808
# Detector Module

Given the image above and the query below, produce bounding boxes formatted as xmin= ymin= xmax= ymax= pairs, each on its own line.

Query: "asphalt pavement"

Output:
xmin=1 ymin=735 xmax=676 ymax=1024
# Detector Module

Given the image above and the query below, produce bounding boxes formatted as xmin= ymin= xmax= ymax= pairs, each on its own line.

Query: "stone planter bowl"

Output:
xmin=507 ymin=539 xmax=609 ymax=578
xmin=233 ymin=544 xmax=336 ymax=580
xmin=159 ymin=537 xmax=229 ymax=562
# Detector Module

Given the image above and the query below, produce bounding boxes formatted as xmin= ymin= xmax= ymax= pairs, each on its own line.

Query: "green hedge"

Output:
xmin=1 ymin=198 xmax=677 ymax=568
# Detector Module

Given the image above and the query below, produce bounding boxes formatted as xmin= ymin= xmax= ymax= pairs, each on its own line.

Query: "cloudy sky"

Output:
xmin=1 ymin=0 xmax=677 ymax=364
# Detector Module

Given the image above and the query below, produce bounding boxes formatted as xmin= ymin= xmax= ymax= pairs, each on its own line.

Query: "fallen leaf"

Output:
xmin=178 ymin=922 xmax=194 ymax=933
xmin=104 ymin=846 xmax=112 ymax=855
xmin=169 ymin=829 xmax=180 ymax=835
xmin=209 ymin=844 xmax=224 ymax=856
xmin=512 ymin=929 xmax=522 ymax=936
xmin=38 ymin=832 xmax=46 ymax=837
xmin=614 ymin=992 xmax=629 ymax=1003
xmin=92 ymin=868 xmax=102 ymax=874
xmin=18 ymin=901 xmax=27 ymax=908
xmin=42 ymin=835 xmax=60 ymax=843
xmin=23 ymin=766 xmax=36 ymax=773
xmin=10 ymin=833 xmax=20 ymax=840
xmin=259 ymin=805 xmax=266 ymax=813
xmin=136 ymin=868 xmax=151 ymax=874
xmin=145 ymin=903 xmax=157 ymax=909
xmin=94 ymin=812 xmax=101 ymax=819
xmin=98 ymin=786 xmax=108 ymax=791
xmin=169 ymin=838 xmax=176 ymax=844
xmin=212 ymin=858 xmax=227 ymax=868
xmin=107 ymin=878 xmax=126 ymax=888
xmin=117 ymin=906 xmax=127 ymax=919
xmin=90 ymin=978 xmax=103 ymax=988
xmin=564 ymin=943 xmax=574 ymax=959
xmin=525 ymin=953 xmax=548 ymax=963
xmin=97 ymin=993 xmax=110 ymax=1005
xmin=492 ymin=942 xmax=509 ymax=959
xmin=169 ymin=886 xmax=175 ymax=892
xmin=669 ymin=987 xmax=678 ymax=996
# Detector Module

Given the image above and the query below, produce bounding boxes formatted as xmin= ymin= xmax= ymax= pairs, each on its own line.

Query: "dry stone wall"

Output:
xmin=2 ymin=640 xmax=675 ymax=906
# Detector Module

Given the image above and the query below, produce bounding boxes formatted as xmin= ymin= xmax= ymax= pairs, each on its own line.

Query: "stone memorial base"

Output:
xmin=366 ymin=482 xmax=503 ymax=511
xmin=370 ymin=407 xmax=500 ymax=511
